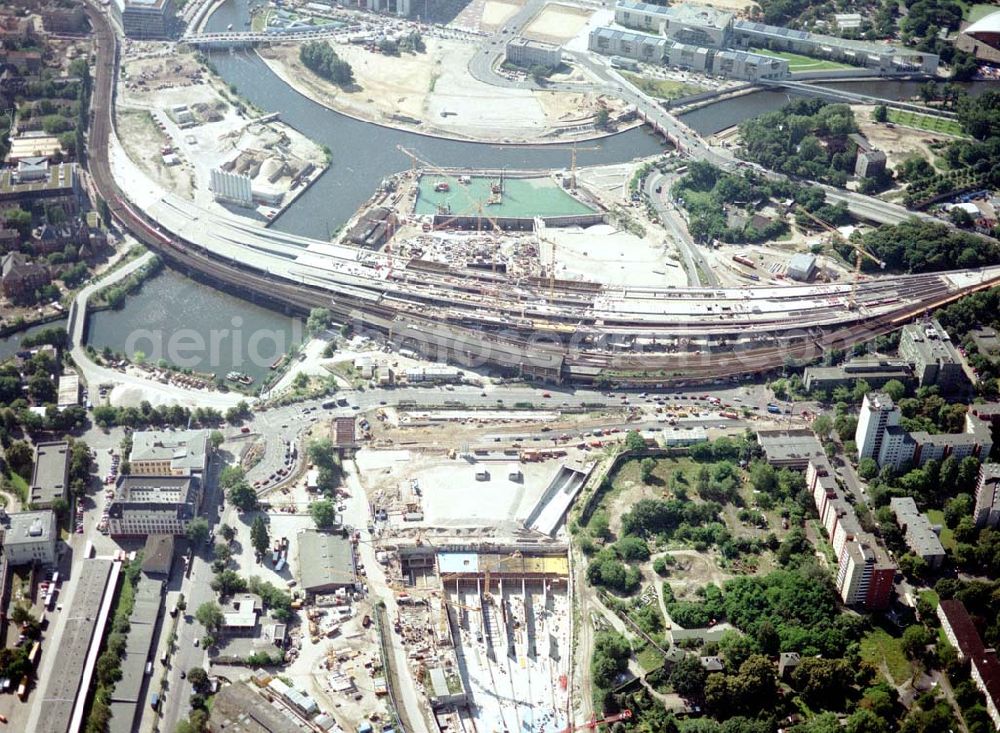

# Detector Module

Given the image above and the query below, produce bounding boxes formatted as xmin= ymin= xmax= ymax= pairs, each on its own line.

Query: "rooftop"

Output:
xmin=141 ymin=534 xmax=176 ymax=576
xmin=663 ymin=3 xmax=734 ymax=30
xmin=30 ymin=441 xmax=69 ymax=507
xmin=208 ymin=682 xmax=309 ymax=733
xmin=756 ymin=429 xmax=825 ymax=467
xmin=3 ymin=510 xmax=56 ymax=547
xmin=0 ymin=162 xmax=77 ymax=195
xmin=901 ymin=319 xmax=962 ymax=366
xmin=297 ymin=531 xmax=356 ymax=591
xmin=889 ymin=497 xmax=946 ymax=559
xmin=130 ymin=429 xmax=208 ymax=475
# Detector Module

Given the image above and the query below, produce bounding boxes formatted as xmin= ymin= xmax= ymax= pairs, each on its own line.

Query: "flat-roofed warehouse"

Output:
xmin=207 ymin=682 xmax=309 ymax=733
xmin=296 ymin=530 xmax=357 ymax=596
xmin=30 ymin=440 xmax=69 ymax=508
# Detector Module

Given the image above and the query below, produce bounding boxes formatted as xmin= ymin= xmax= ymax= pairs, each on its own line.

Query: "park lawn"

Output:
xmin=6 ymin=471 xmax=28 ymax=504
xmin=748 ymin=47 xmax=853 ymax=71
xmin=886 ymin=109 xmax=968 ymax=137
xmin=967 ymin=3 xmax=999 ymax=22
xmin=621 ymin=72 xmax=703 ymax=101
xmin=920 ymin=589 xmax=940 ymax=611
xmin=861 ymin=628 xmax=913 ymax=685
xmin=925 ymin=509 xmax=955 ymax=550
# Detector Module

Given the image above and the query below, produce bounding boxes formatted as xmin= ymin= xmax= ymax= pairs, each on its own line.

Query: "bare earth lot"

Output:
xmin=258 ymin=39 xmax=611 ymax=142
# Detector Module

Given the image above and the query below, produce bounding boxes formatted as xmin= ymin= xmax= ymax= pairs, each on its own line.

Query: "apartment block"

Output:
xmin=889 ymin=497 xmax=946 ymax=568
xmin=937 ymin=600 xmax=1000 ymax=729
xmin=975 ymin=463 xmax=1000 ymax=528
xmin=129 ymin=429 xmax=208 ymax=478
xmin=899 ymin=319 xmax=969 ymax=394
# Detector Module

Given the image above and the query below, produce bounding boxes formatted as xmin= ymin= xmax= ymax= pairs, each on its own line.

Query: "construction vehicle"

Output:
xmin=796 ymin=206 xmax=884 ymax=309
xmin=561 ymin=709 xmax=633 ymax=732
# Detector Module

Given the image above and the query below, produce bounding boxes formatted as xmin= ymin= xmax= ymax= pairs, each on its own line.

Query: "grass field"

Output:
xmin=621 ymin=72 xmax=703 ymax=101
xmin=861 ymin=628 xmax=913 ymax=685
xmin=748 ymin=47 xmax=853 ymax=71
xmin=886 ymin=109 xmax=968 ymax=137
xmin=967 ymin=3 xmax=1000 ymax=22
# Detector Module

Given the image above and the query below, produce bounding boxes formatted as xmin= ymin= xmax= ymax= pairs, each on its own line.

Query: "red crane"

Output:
xmin=561 ymin=709 xmax=633 ymax=732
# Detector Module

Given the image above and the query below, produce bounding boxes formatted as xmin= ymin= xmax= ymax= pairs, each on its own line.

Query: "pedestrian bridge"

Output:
xmin=758 ymin=78 xmax=957 ymax=119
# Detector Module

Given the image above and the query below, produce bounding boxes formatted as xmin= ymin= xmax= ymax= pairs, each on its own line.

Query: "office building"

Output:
xmin=803 ymin=357 xmax=914 ymax=394
xmin=106 ymin=476 xmax=201 ymax=537
xmin=938 ymin=600 xmax=1000 ymax=729
xmin=975 ymin=463 xmax=1000 ymax=529
xmin=505 ymin=37 xmax=562 ymax=69
xmin=57 ymin=372 xmax=80 ymax=409
xmin=210 ymin=168 xmax=253 ymax=208
xmin=889 ymin=497 xmax=947 ymax=568
xmin=589 ymin=26 xmax=668 ymax=63
xmin=0 ymin=162 xmax=81 ymax=215
xmin=129 ymin=429 xmax=208 ymax=478
xmin=221 ymin=593 xmax=263 ymax=636
xmin=855 ymin=392 xmax=900 ymax=463
xmin=616 ymin=2 xmax=734 ymax=47
xmin=1 ymin=510 xmax=57 ymax=565
xmin=732 ymin=19 xmax=938 ymax=73
xmin=614 ymin=1 xmax=673 ymax=34
xmin=899 ymin=319 xmax=968 ymax=394
xmin=30 ymin=440 xmax=70 ymax=509
xmin=111 ymin=0 xmax=176 ymax=38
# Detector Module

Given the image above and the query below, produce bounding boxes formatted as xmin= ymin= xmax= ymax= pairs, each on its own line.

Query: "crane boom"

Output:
xmin=795 ymin=205 xmax=884 ymax=310
xmin=562 ymin=709 xmax=633 ymax=732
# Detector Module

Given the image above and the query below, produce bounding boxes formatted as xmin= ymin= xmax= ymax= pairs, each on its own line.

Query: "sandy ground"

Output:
xmin=853 ymin=104 xmax=949 ymax=173
xmin=522 ymin=3 xmax=593 ymax=44
xmin=116 ymin=109 xmax=196 ymax=199
xmin=541 ymin=224 xmax=689 ymax=288
xmin=258 ymin=39 xmax=608 ymax=142
xmin=355 ymin=450 xmax=561 ymax=528
xmin=451 ymin=0 xmax=525 ymax=32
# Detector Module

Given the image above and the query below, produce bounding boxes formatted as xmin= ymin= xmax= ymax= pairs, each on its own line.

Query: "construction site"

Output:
xmin=384 ymin=543 xmax=573 ymax=733
xmin=116 ymin=44 xmax=325 ymax=219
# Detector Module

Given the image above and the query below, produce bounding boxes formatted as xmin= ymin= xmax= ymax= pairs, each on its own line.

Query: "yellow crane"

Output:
xmin=492 ymin=141 xmax=601 ymax=190
xmin=797 ymin=206 xmax=885 ymax=310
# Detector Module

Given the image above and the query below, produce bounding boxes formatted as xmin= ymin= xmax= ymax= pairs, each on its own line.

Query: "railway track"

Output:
xmin=82 ymin=1 xmax=1000 ymax=385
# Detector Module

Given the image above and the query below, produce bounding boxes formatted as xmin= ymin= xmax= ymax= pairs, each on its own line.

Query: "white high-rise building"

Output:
xmin=855 ymin=392 xmax=900 ymax=463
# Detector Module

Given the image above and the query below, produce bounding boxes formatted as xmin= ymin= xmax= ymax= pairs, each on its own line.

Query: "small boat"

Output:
xmin=434 ymin=182 xmax=450 ymax=192
xmin=227 ymin=23 xmax=233 ymax=30
xmin=226 ymin=371 xmax=254 ymax=385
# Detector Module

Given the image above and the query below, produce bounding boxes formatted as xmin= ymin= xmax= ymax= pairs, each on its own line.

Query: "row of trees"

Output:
xmin=300 ymin=41 xmax=354 ymax=87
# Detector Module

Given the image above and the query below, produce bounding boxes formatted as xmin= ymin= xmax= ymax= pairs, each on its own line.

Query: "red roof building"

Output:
xmin=938 ymin=600 xmax=1000 ymax=728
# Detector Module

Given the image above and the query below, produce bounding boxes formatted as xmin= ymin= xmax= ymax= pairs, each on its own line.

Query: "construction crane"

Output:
xmin=561 ymin=709 xmax=633 ymax=732
xmin=492 ymin=142 xmax=601 ymax=190
xmin=796 ymin=206 xmax=885 ymax=310
xmin=535 ymin=216 xmax=557 ymax=298
xmin=397 ymin=145 xmax=509 ymax=274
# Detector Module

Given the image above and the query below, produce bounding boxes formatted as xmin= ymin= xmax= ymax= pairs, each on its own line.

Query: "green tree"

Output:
xmin=872 ymin=105 xmax=888 ymax=123
xmin=187 ymin=667 xmax=210 ymax=694
xmin=208 ymin=430 xmax=224 ymax=449
xmin=310 ymin=499 xmax=337 ymax=528
xmin=306 ymin=307 xmax=332 ymax=335
xmin=624 ymin=430 xmax=646 ymax=451
xmin=220 ymin=523 xmax=236 ymax=542
xmin=186 ymin=517 xmax=210 ymax=546
xmin=195 ymin=601 xmax=224 ymax=632
xmin=882 ymin=379 xmax=907 ymax=401
xmin=4 ymin=440 xmax=34 ymax=479
xmin=250 ymin=515 xmax=270 ymax=557
xmin=669 ymin=654 xmax=708 ymax=698
xmin=640 ymin=457 xmax=656 ymax=483
xmin=858 ymin=457 xmax=879 ymax=479
xmin=211 ymin=569 xmax=247 ymax=596
xmin=228 ymin=480 xmax=259 ymax=512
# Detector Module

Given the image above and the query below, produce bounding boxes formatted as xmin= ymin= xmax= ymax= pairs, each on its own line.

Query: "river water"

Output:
xmin=0 ymin=318 xmax=69 ymax=363
xmin=86 ymin=268 xmax=303 ymax=384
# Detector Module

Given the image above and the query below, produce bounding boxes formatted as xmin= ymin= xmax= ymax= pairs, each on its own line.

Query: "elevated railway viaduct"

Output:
xmin=83 ymin=2 xmax=1000 ymax=386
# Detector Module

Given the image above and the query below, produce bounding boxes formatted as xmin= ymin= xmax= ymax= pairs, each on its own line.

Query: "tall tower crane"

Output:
xmin=796 ymin=206 xmax=885 ymax=310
